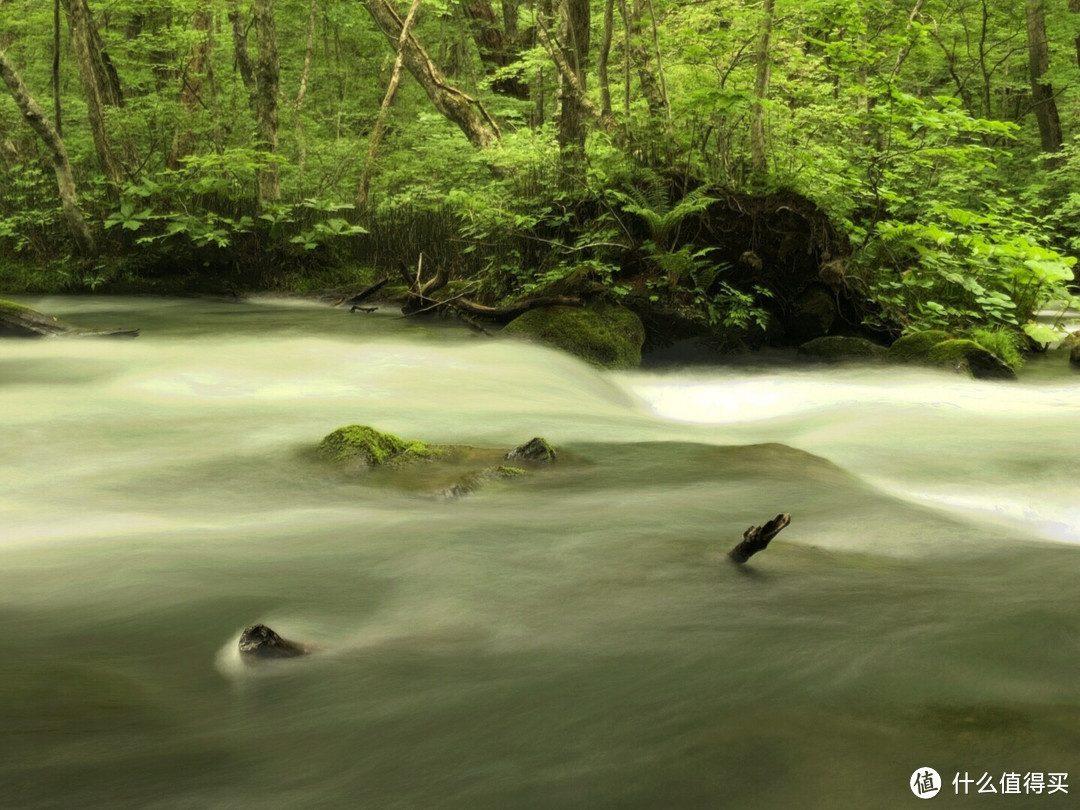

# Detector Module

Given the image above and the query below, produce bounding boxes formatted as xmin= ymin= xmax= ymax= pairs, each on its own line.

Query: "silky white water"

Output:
xmin=1 ymin=297 xmax=1076 ymax=808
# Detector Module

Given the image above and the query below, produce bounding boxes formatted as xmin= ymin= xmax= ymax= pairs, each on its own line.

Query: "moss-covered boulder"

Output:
xmin=316 ymin=424 xmax=434 ymax=470
xmin=797 ymin=336 xmax=888 ymax=361
xmin=887 ymin=330 xmax=951 ymax=363
xmin=927 ymin=339 xmax=1016 ymax=380
xmin=502 ymin=302 xmax=645 ymax=369
xmin=316 ymin=425 xmax=560 ymax=497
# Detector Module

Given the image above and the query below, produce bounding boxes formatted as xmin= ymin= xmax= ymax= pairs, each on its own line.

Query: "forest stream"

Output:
xmin=1 ymin=296 xmax=1077 ymax=809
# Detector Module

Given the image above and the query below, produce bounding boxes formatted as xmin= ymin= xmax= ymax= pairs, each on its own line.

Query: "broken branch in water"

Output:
xmin=728 ymin=513 xmax=791 ymax=564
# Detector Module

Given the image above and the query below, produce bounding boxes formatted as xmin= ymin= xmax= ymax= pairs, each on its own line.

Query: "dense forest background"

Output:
xmin=1 ymin=0 xmax=1079 ymax=345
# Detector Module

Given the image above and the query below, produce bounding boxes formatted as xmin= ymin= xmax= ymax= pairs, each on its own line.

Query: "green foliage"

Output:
xmin=861 ymin=205 xmax=1076 ymax=334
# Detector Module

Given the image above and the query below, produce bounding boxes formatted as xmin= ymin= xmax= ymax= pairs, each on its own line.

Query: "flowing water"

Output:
xmin=1 ymin=297 xmax=1077 ymax=809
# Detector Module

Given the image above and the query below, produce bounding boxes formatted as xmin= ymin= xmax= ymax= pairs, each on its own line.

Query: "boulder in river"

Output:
xmin=0 ymin=298 xmax=138 ymax=338
xmin=927 ymin=339 xmax=1016 ymax=380
xmin=797 ymin=336 xmax=887 ymax=362
xmin=238 ymin=624 xmax=309 ymax=660
xmin=886 ymin=330 xmax=951 ymax=363
xmin=501 ymin=302 xmax=645 ymax=369
xmin=316 ymin=424 xmax=435 ymax=470
xmin=505 ymin=437 xmax=556 ymax=463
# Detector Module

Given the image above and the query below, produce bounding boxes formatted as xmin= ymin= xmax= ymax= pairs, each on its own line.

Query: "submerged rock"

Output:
xmin=316 ymin=424 xmax=434 ymax=470
xmin=797 ymin=336 xmax=887 ymax=361
xmin=927 ymin=339 xmax=1016 ymax=380
xmin=505 ymin=437 xmax=556 ymax=463
xmin=238 ymin=624 xmax=308 ymax=660
xmin=436 ymin=465 xmax=528 ymax=499
xmin=501 ymin=302 xmax=645 ymax=369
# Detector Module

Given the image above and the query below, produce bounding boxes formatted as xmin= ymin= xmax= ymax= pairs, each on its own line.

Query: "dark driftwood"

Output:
xmin=238 ymin=623 xmax=308 ymax=660
xmin=337 ymin=276 xmax=388 ymax=311
xmin=728 ymin=513 xmax=791 ymax=564
xmin=452 ymin=295 xmax=584 ymax=322
xmin=458 ymin=312 xmax=494 ymax=336
xmin=399 ymin=257 xmax=449 ymax=314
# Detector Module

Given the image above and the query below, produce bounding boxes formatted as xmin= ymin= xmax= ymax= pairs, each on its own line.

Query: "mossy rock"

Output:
xmin=797 ymin=336 xmax=888 ymax=361
xmin=927 ymin=339 xmax=1016 ymax=380
xmin=317 ymin=424 xmax=435 ymax=470
xmin=502 ymin=302 xmax=645 ymax=369
xmin=887 ymin=330 xmax=951 ymax=363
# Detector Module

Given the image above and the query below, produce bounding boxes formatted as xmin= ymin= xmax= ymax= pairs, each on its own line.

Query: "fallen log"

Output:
xmin=0 ymin=299 xmax=138 ymax=338
xmin=452 ymin=295 xmax=584 ymax=323
xmin=336 ymin=276 xmax=388 ymax=311
xmin=728 ymin=513 xmax=791 ymax=564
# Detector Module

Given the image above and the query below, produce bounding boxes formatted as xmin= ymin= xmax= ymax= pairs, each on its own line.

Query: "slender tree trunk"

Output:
xmin=1026 ymin=0 xmax=1063 ymax=152
xmin=624 ymin=0 xmax=664 ymax=121
xmin=228 ymin=0 xmax=257 ymax=98
xmin=750 ymin=0 xmax=775 ymax=173
xmin=1071 ymin=0 xmax=1080 ymax=71
xmin=619 ymin=0 xmax=630 ymax=119
xmin=535 ymin=13 xmax=612 ymax=132
xmin=61 ymin=0 xmax=124 ymax=186
xmin=357 ymin=0 xmax=422 ymax=212
xmin=294 ymin=0 xmax=318 ymax=183
xmin=253 ymin=0 xmax=280 ymax=204
xmin=0 ymin=49 xmax=94 ymax=254
xmin=53 ymin=0 xmax=62 ymax=136
xmin=168 ymin=5 xmax=213 ymax=167
xmin=556 ymin=0 xmax=590 ymax=156
xmin=362 ymin=0 xmax=500 ymax=149
xmin=598 ymin=0 xmax=614 ymax=118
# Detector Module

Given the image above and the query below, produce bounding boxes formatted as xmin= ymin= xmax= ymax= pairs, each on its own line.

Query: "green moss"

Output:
xmin=0 ymin=298 xmax=33 ymax=314
xmin=495 ymin=465 xmax=527 ymax=476
xmin=971 ymin=327 xmax=1024 ymax=371
xmin=797 ymin=336 xmax=887 ymax=361
xmin=887 ymin=330 xmax=951 ymax=363
xmin=502 ymin=302 xmax=645 ymax=369
xmin=927 ymin=339 xmax=1016 ymax=380
xmin=317 ymin=424 xmax=433 ymax=468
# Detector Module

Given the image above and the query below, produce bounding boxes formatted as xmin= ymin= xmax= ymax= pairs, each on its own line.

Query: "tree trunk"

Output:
xmin=53 ymin=0 xmax=62 ymax=135
xmin=294 ymin=0 xmax=318 ymax=183
xmin=168 ymin=5 xmax=213 ymax=167
xmin=535 ymin=14 xmax=612 ymax=133
xmin=357 ymin=0 xmax=422 ymax=212
xmin=0 ymin=49 xmax=94 ymax=254
xmin=623 ymin=0 xmax=664 ymax=122
xmin=61 ymin=0 xmax=124 ymax=186
xmin=1072 ymin=0 xmax=1080 ymax=71
xmin=460 ymin=0 xmax=528 ymax=99
xmin=556 ymin=0 xmax=590 ymax=157
xmin=750 ymin=0 xmax=775 ymax=173
xmin=362 ymin=0 xmax=500 ymax=149
xmin=598 ymin=0 xmax=614 ymax=118
xmin=253 ymin=0 xmax=280 ymax=204
xmin=1026 ymin=0 xmax=1063 ymax=153
xmin=228 ymin=0 xmax=257 ymax=98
